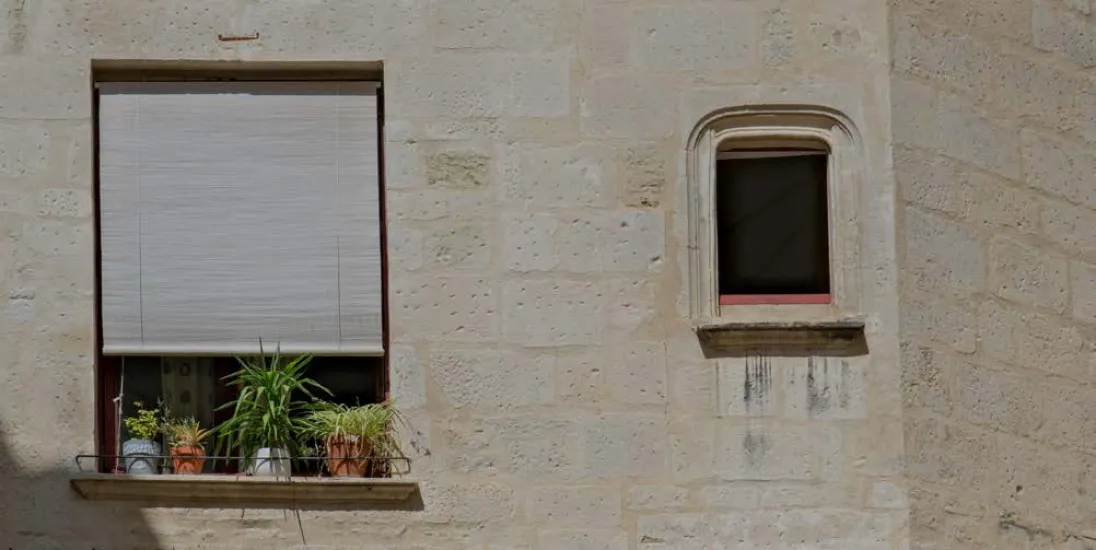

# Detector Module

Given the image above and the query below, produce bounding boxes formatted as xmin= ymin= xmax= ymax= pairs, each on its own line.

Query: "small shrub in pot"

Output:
xmin=166 ymin=417 xmax=212 ymax=474
xmin=122 ymin=401 xmax=164 ymax=474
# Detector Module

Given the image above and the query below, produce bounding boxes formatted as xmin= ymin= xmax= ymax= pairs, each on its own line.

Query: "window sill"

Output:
xmin=70 ymin=473 xmax=421 ymax=508
xmin=694 ymin=317 xmax=866 ymax=355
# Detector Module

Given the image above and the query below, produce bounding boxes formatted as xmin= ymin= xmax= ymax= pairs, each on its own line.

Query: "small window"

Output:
xmin=716 ymin=143 xmax=830 ymax=305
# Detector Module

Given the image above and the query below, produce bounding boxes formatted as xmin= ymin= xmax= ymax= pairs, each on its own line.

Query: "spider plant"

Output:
xmin=212 ymin=343 xmax=331 ymax=470
xmin=301 ymin=400 xmax=406 ymax=477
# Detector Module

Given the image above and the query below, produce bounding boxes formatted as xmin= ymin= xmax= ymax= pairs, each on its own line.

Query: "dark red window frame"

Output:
xmin=716 ymin=150 xmax=831 ymax=306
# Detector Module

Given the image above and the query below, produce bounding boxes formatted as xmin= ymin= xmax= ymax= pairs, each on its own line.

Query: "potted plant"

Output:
xmin=122 ymin=401 xmax=164 ymax=475
xmin=213 ymin=345 xmax=329 ymax=477
xmin=165 ymin=417 xmax=212 ymax=474
xmin=302 ymin=401 xmax=405 ymax=477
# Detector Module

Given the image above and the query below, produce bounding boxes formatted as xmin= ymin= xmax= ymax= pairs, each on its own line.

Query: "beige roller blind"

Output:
xmin=98 ymin=81 xmax=383 ymax=356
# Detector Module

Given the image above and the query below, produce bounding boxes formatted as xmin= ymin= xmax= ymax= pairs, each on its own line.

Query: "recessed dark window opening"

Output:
xmin=716 ymin=149 xmax=830 ymax=304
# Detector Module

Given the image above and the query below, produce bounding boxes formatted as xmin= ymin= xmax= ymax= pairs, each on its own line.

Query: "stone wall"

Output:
xmin=0 ymin=0 xmax=905 ymax=548
xmin=891 ymin=0 xmax=1096 ymax=547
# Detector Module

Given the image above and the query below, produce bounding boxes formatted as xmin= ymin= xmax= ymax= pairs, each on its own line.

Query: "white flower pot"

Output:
xmin=122 ymin=439 xmax=162 ymax=474
xmin=248 ymin=447 xmax=291 ymax=477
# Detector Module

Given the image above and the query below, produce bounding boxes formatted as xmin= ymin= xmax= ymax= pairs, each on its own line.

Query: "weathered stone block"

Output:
xmin=1070 ymin=260 xmax=1096 ymax=323
xmin=626 ymin=485 xmax=689 ymax=511
xmin=936 ymin=92 xmax=1020 ymax=179
xmin=977 ymin=300 xmax=1092 ymax=382
xmin=870 ymin=481 xmax=908 ymax=510
xmin=424 ymin=221 xmax=492 ymax=270
xmin=430 ymin=0 xmax=573 ymax=50
xmin=758 ymin=482 xmax=859 ymax=508
xmin=895 ymin=146 xmax=971 ymax=216
xmin=389 ymin=275 xmax=498 ymax=342
xmin=606 ymin=343 xmax=668 ymax=405
xmin=580 ymin=413 xmax=669 ymax=478
xmin=902 ymin=290 xmax=977 ymax=353
xmin=556 ymin=210 xmax=664 ymax=273
xmin=420 ymin=480 xmax=517 ymax=524
xmin=503 ymin=214 xmax=559 ymax=272
xmin=890 ymin=78 xmax=940 ymax=151
xmin=526 ymin=485 xmax=622 ymax=527
xmin=1034 ymin=0 xmax=1096 ymax=67
xmin=431 ymin=349 xmax=555 ymax=410
xmin=387 ymin=188 xmax=494 ymax=222
xmin=580 ymin=4 xmax=632 ymax=70
xmin=498 ymin=142 xmax=617 ymax=209
xmin=554 ymin=349 xmax=604 ymax=403
xmin=1042 ymin=197 xmax=1096 ymax=260
xmin=387 ymin=224 xmax=424 ymax=272
xmin=383 ymin=141 xmax=425 ymax=190
xmin=989 ymin=236 xmax=1069 ymax=312
xmin=581 ymin=76 xmax=679 ymax=139
xmin=389 ymin=53 xmax=571 ymax=118
xmin=603 ymin=277 xmax=658 ymax=336
xmin=1023 ymin=130 xmax=1096 ymax=209
xmin=427 ymin=150 xmax=491 ymax=189
xmin=0 ymin=56 xmax=89 ymax=119
xmin=966 ymin=173 xmax=1040 ymax=233
xmin=695 ymin=484 xmax=761 ymax=509
xmin=620 ymin=143 xmax=670 ymax=209
xmin=537 ymin=529 xmax=628 ymax=550
xmin=389 ymin=344 xmax=426 ymax=410
xmin=502 ymin=279 xmax=604 ymax=346
xmin=714 ymin=424 xmax=840 ymax=481
xmin=22 ymin=222 xmax=89 ymax=256
xmin=904 ymin=208 xmax=985 ymax=299
xmin=900 ymin=342 xmax=954 ymax=416
xmin=636 ymin=513 xmax=714 ymax=550
xmin=1032 ymin=380 xmax=1096 ymax=450
xmin=668 ymin=359 xmax=713 ymax=414
xmin=633 ymin=4 xmax=759 ymax=70
xmin=953 ymin=359 xmax=1040 ymax=437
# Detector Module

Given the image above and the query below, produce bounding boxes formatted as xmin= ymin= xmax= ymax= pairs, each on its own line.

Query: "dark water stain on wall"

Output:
xmin=806 ymin=357 xmax=853 ymax=417
xmin=743 ymin=354 xmax=772 ymax=412
xmin=4 ymin=0 xmax=27 ymax=54
xmin=743 ymin=430 xmax=770 ymax=468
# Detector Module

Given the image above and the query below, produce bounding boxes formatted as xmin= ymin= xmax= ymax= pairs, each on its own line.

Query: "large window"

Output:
xmin=94 ymin=79 xmax=386 ymax=474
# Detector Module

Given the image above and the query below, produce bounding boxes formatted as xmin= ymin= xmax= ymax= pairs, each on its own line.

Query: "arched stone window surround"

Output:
xmin=685 ymin=105 xmax=865 ymax=325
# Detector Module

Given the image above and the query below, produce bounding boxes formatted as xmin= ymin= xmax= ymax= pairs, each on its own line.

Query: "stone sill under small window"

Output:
xmin=70 ymin=473 xmax=421 ymax=508
xmin=694 ymin=317 xmax=866 ymax=354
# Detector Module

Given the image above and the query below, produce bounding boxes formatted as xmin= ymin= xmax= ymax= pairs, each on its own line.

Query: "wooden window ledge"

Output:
xmin=71 ymin=473 xmax=420 ymax=508
xmin=695 ymin=317 xmax=866 ymax=354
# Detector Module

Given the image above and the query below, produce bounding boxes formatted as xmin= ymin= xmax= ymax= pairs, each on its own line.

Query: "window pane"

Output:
xmin=716 ymin=154 xmax=829 ymax=295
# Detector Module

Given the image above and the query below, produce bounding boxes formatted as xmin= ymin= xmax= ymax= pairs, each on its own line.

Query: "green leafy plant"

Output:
xmin=123 ymin=401 xmax=164 ymax=441
xmin=165 ymin=417 xmax=213 ymax=450
xmin=212 ymin=343 xmax=331 ymax=463
xmin=302 ymin=400 xmax=406 ymax=458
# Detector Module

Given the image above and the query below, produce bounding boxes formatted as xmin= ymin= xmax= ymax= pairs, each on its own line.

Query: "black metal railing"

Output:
xmin=74 ymin=453 xmax=412 ymax=477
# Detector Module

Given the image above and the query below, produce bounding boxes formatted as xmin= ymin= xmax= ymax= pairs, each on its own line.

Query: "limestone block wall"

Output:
xmin=891 ymin=0 xmax=1096 ymax=547
xmin=0 ymin=0 xmax=903 ymax=548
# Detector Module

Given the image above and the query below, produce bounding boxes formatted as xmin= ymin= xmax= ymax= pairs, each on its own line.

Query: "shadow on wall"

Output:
xmin=0 ymin=434 xmax=163 ymax=549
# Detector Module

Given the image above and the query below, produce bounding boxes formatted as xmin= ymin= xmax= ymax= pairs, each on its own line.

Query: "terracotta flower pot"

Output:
xmin=326 ymin=436 xmax=371 ymax=478
xmin=171 ymin=445 xmax=206 ymax=474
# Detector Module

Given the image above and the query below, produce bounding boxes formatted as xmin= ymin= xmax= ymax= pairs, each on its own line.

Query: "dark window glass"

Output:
xmin=716 ymin=153 xmax=830 ymax=296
